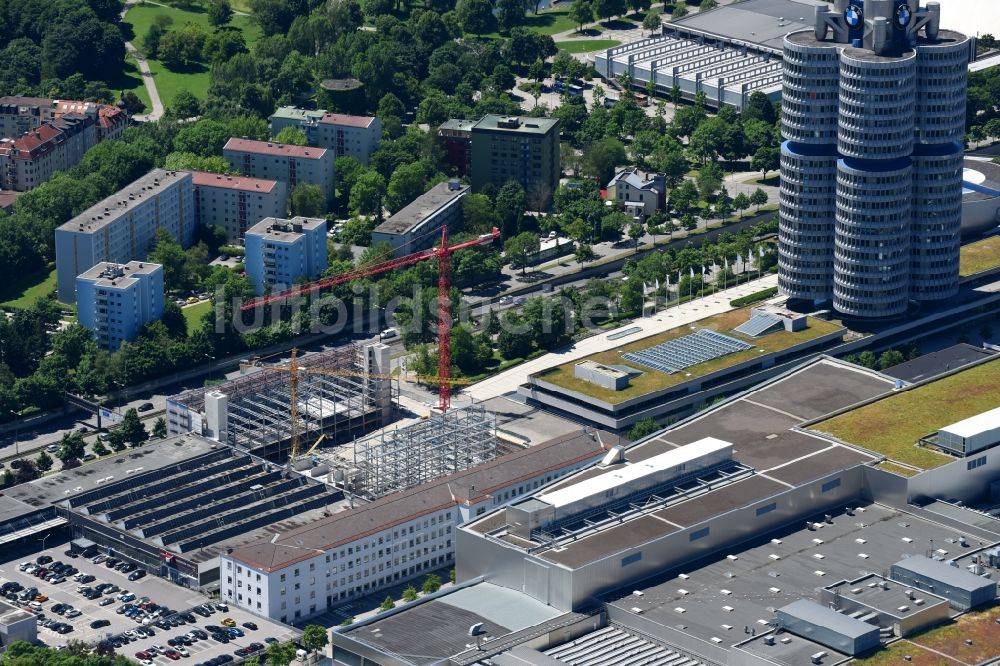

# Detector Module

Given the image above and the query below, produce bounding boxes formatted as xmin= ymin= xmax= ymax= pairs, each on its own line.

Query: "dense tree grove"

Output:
xmin=0 ymin=0 xmax=126 ymax=97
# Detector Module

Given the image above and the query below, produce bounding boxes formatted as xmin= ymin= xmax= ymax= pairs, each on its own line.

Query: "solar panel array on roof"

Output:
xmin=623 ymin=329 xmax=753 ymax=374
xmin=734 ymin=312 xmax=783 ymax=338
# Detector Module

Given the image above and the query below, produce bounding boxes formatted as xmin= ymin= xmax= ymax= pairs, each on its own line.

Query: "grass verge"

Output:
xmin=0 ymin=265 xmax=57 ymax=310
xmin=811 ymin=358 xmax=1000 ymax=471
xmin=182 ymin=299 xmax=213 ymax=333
xmin=959 ymin=235 xmax=1000 ymax=276
xmin=853 ymin=640 xmax=960 ymax=666
xmin=123 ymin=1 xmax=261 ymax=106
xmin=556 ymin=39 xmax=621 ymax=53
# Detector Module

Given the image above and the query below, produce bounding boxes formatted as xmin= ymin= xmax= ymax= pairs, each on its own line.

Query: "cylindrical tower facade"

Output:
xmin=777 ymin=0 xmax=968 ymax=318
xmin=778 ymin=33 xmax=840 ymax=303
xmin=910 ymin=31 xmax=969 ymax=302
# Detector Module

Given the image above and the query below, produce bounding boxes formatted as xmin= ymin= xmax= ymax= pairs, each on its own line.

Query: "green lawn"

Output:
xmin=811 ymin=358 xmax=1000 ymax=471
xmin=123 ymin=1 xmax=261 ymax=107
xmin=182 ymin=299 xmax=213 ymax=333
xmin=0 ymin=265 xmax=57 ymax=310
xmin=116 ymin=56 xmax=153 ymax=113
xmin=852 ymin=640 xmax=958 ymax=666
xmin=959 ymin=236 xmax=1000 ymax=276
xmin=555 ymin=39 xmax=621 ymax=53
xmin=535 ymin=307 xmax=844 ymax=404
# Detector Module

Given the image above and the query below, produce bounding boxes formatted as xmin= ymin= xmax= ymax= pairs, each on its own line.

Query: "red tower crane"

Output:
xmin=240 ymin=226 xmax=500 ymax=413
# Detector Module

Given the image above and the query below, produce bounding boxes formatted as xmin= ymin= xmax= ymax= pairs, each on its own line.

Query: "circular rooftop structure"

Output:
xmin=962 ymin=158 xmax=1000 ymax=236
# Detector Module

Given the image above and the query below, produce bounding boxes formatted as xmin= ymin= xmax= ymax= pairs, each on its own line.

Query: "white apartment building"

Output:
xmin=269 ymin=106 xmax=381 ymax=165
xmin=243 ymin=216 xmax=328 ymax=295
xmin=76 ymin=261 xmax=164 ymax=350
xmin=223 ymin=138 xmax=335 ymax=206
xmin=191 ymin=171 xmax=288 ymax=242
xmin=220 ymin=430 xmax=614 ymax=623
xmin=54 ymin=169 xmax=196 ymax=303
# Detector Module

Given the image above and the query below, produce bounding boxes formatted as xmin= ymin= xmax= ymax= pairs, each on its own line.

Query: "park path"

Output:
xmin=121 ymin=1 xmax=166 ymax=122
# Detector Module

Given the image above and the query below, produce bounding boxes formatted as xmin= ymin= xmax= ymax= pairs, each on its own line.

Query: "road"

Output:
xmin=120 ymin=2 xmax=165 ymax=122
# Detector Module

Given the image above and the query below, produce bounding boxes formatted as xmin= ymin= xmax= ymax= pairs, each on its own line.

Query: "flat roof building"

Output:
xmin=775 ymin=600 xmax=881 ymax=657
xmin=55 ymin=169 xmax=195 ymax=303
xmin=76 ymin=261 xmax=164 ymax=351
xmin=191 ymin=170 xmax=288 ymax=242
xmin=470 ymin=115 xmax=559 ymax=208
xmin=890 ymin=555 xmax=998 ymax=610
xmin=223 ymin=138 xmax=335 ymax=206
xmin=371 ymin=180 xmax=469 ymax=256
xmin=0 ymin=599 xmax=36 ymax=650
xmin=268 ymin=106 xmax=381 ymax=165
xmin=244 ymin=216 xmax=328 ymax=295
xmin=222 ymin=428 xmax=616 ymax=623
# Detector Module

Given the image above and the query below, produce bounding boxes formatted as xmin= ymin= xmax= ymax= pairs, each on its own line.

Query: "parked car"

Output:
xmin=90 ymin=619 xmax=110 ymax=629
xmin=220 ymin=617 xmax=236 ymax=628
xmin=128 ymin=569 xmax=146 ymax=581
xmin=242 ymin=621 xmax=258 ymax=630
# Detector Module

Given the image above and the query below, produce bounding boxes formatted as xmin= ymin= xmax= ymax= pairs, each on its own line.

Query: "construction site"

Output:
xmin=294 ymin=405 xmax=506 ymax=500
xmin=166 ymin=342 xmax=394 ymax=457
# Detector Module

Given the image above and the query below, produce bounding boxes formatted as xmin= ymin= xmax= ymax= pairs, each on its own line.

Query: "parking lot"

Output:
xmin=0 ymin=541 xmax=299 ymax=664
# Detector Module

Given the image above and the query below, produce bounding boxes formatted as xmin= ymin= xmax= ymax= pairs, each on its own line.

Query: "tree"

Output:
xmin=627 ymin=418 xmax=660 ymax=441
xmin=699 ymin=0 xmax=717 ymax=9
xmin=302 ymin=625 xmax=329 ymax=656
xmin=158 ymin=23 xmax=208 ymax=69
xmin=350 ymin=171 xmax=387 ymax=218
xmin=743 ymin=90 xmax=777 ymax=124
xmin=751 ymin=146 xmax=780 ymax=179
xmin=671 ymin=3 xmax=688 ymax=19
xmin=627 ymin=221 xmax=644 ymax=250
xmin=582 ymin=137 xmax=627 ymax=184
xmin=593 ymin=0 xmax=627 ymax=22
xmin=167 ymin=89 xmax=201 ymax=119
xmin=733 ymin=192 xmax=751 ymax=218
xmin=119 ymin=408 xmax=149 ymax=447
xmin=504 ymin=232 xmax=540 ymax=274
xmin=152 ymin=417 xmax=167 ymax=439
xmin=456 ymin=0 xmax=496 ymax=35
xmin=57 ymin=431 xmax=87 ymax=462
xmin=696 ymin=161 xmax=723 ymax=201
xmin=149 ymin=229 xmax=189 ymax=292
xmin=642 ymin=10 xmax=661 ymax=35
xmin=92 ymin=440 xmax=109 ymax=456
xmin=496 ymin=181 xmax=527 ymax=238
xmin=107 ymin=428 xmax=127 ymax=451
xmin=856 ymin=350 xmax=878 ymax=369
xmin=379 ymin=596 xmax=395 ymax=612
xmin=143 ymin=23 xmax=166 ymax=59
xmin=386 ymin=163 xmax=427 ymax=213
xmin=290 ymin=183 xmax=327 ymax=217
xmin=265 ymin=641 xmax=298 ymax=666
xmin=207 ymin=0 xmax=234 ymax=27
xmin=496 ymin=0 xmax=527 ymax=31
xmin=568 ymin=0 xmax=594 ymax=30
xmin=750 ymin=187 xmax=768 ymax=212
xmin=36 ymin=451 xmax=54 ymax=472
xmin=422 ymin=573 xmax=442 ymax=594
xmin=498 ymin=312 xmax=533 ymax=359
xmin=14 ymin=459 xmax=40 ymax=484
xmin=402 ymin=585 xmax=419 ymax=601
xmin=878 ymin=349 xmax=905 ymax=370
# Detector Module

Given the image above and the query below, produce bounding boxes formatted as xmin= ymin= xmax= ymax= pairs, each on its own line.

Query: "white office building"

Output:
xmin=76 ymin=261 xmax=164 ymax=350
xmin=219 ymin=429 xmax=613 ymax=622
xmin=243 ymin=216 xmax=328 ymax=296
xmin=191 ymin=171 xmax=288 ymax=242
xmin=55 ymin=169 xmax=195 ymax=303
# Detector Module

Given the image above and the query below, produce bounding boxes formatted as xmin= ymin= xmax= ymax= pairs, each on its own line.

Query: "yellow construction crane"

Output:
xmin=239 ymin=348 xmax=473 ymax=458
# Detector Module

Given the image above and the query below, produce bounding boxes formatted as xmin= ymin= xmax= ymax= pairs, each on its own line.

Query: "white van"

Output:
xmin=380 ymin=328 xmax=399 ymax=340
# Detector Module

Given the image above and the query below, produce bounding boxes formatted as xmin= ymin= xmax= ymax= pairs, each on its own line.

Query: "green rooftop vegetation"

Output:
xmin=908 ymin=603 xmax=1000 ymax=665
xmin=959 ymin=236 xmax=1000 ymax=276
xmin=534 ymin=308 xmax=844 ymax=404
xmin=852 ymin=640 xmax=958 ymax=666
xmin=811 ymin=358 xmax=1000 ymax=471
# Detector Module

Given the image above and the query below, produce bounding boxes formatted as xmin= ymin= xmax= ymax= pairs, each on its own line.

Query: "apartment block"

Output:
xmin=470 ymin=115 xmax=560 ymax=208
xmin=219 ymin=429 xmax=610 ymax=623
xmin=76 ymin=261 xmax=164 ymax=351
xmin=0 ymin=96 xmax=57 ymax=138
xmin=244 ymin=216 xmax=328 ymax=296
xmin=55 ymin=169 xmax=196 ymax=303
xmin=437 ymin=119 xmax=475 ymax=177
xmin=0 ymin=113 xmax=98 ymax=191
xmin=371 ymin=180 xmax=469 ymax=256
xmin=269 ymin=106 xmax=381 ymax=165
xmin=223 ymin=138 xmax=335 ymax=206
xmin=191 ymin=171 xmax=288 ymax=242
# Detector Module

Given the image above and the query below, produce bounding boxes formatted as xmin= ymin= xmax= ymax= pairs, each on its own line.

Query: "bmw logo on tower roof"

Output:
xmin=895 ymin=4 xmax=912 ymax=28
xmin=845 ymin=3 xmax=863 ymax=27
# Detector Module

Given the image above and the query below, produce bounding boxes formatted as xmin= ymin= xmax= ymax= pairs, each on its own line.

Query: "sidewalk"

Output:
xmin=463 ymin=273 xmax=779 ymax=401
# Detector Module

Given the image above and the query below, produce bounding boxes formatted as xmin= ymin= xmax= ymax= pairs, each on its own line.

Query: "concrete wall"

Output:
xmin=907 ymin=448 xmax=1000 ymax=505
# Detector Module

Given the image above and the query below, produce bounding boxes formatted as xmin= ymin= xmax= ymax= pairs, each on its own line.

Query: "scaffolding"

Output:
xmin=348 ymin=405 xmax=498 ymax=500
xmin=169 ymin=344 xmax=393 ymax=456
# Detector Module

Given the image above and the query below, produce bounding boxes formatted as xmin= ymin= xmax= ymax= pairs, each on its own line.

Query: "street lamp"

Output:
xmin=8 ymin=409 xmax=19 ymax=457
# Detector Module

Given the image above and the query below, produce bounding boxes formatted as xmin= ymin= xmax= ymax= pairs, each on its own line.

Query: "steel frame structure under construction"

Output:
xmin=169 ymin=344 xmax=392 ymax=455
xmin=350 ymin=405 xmax=497 ymax=500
